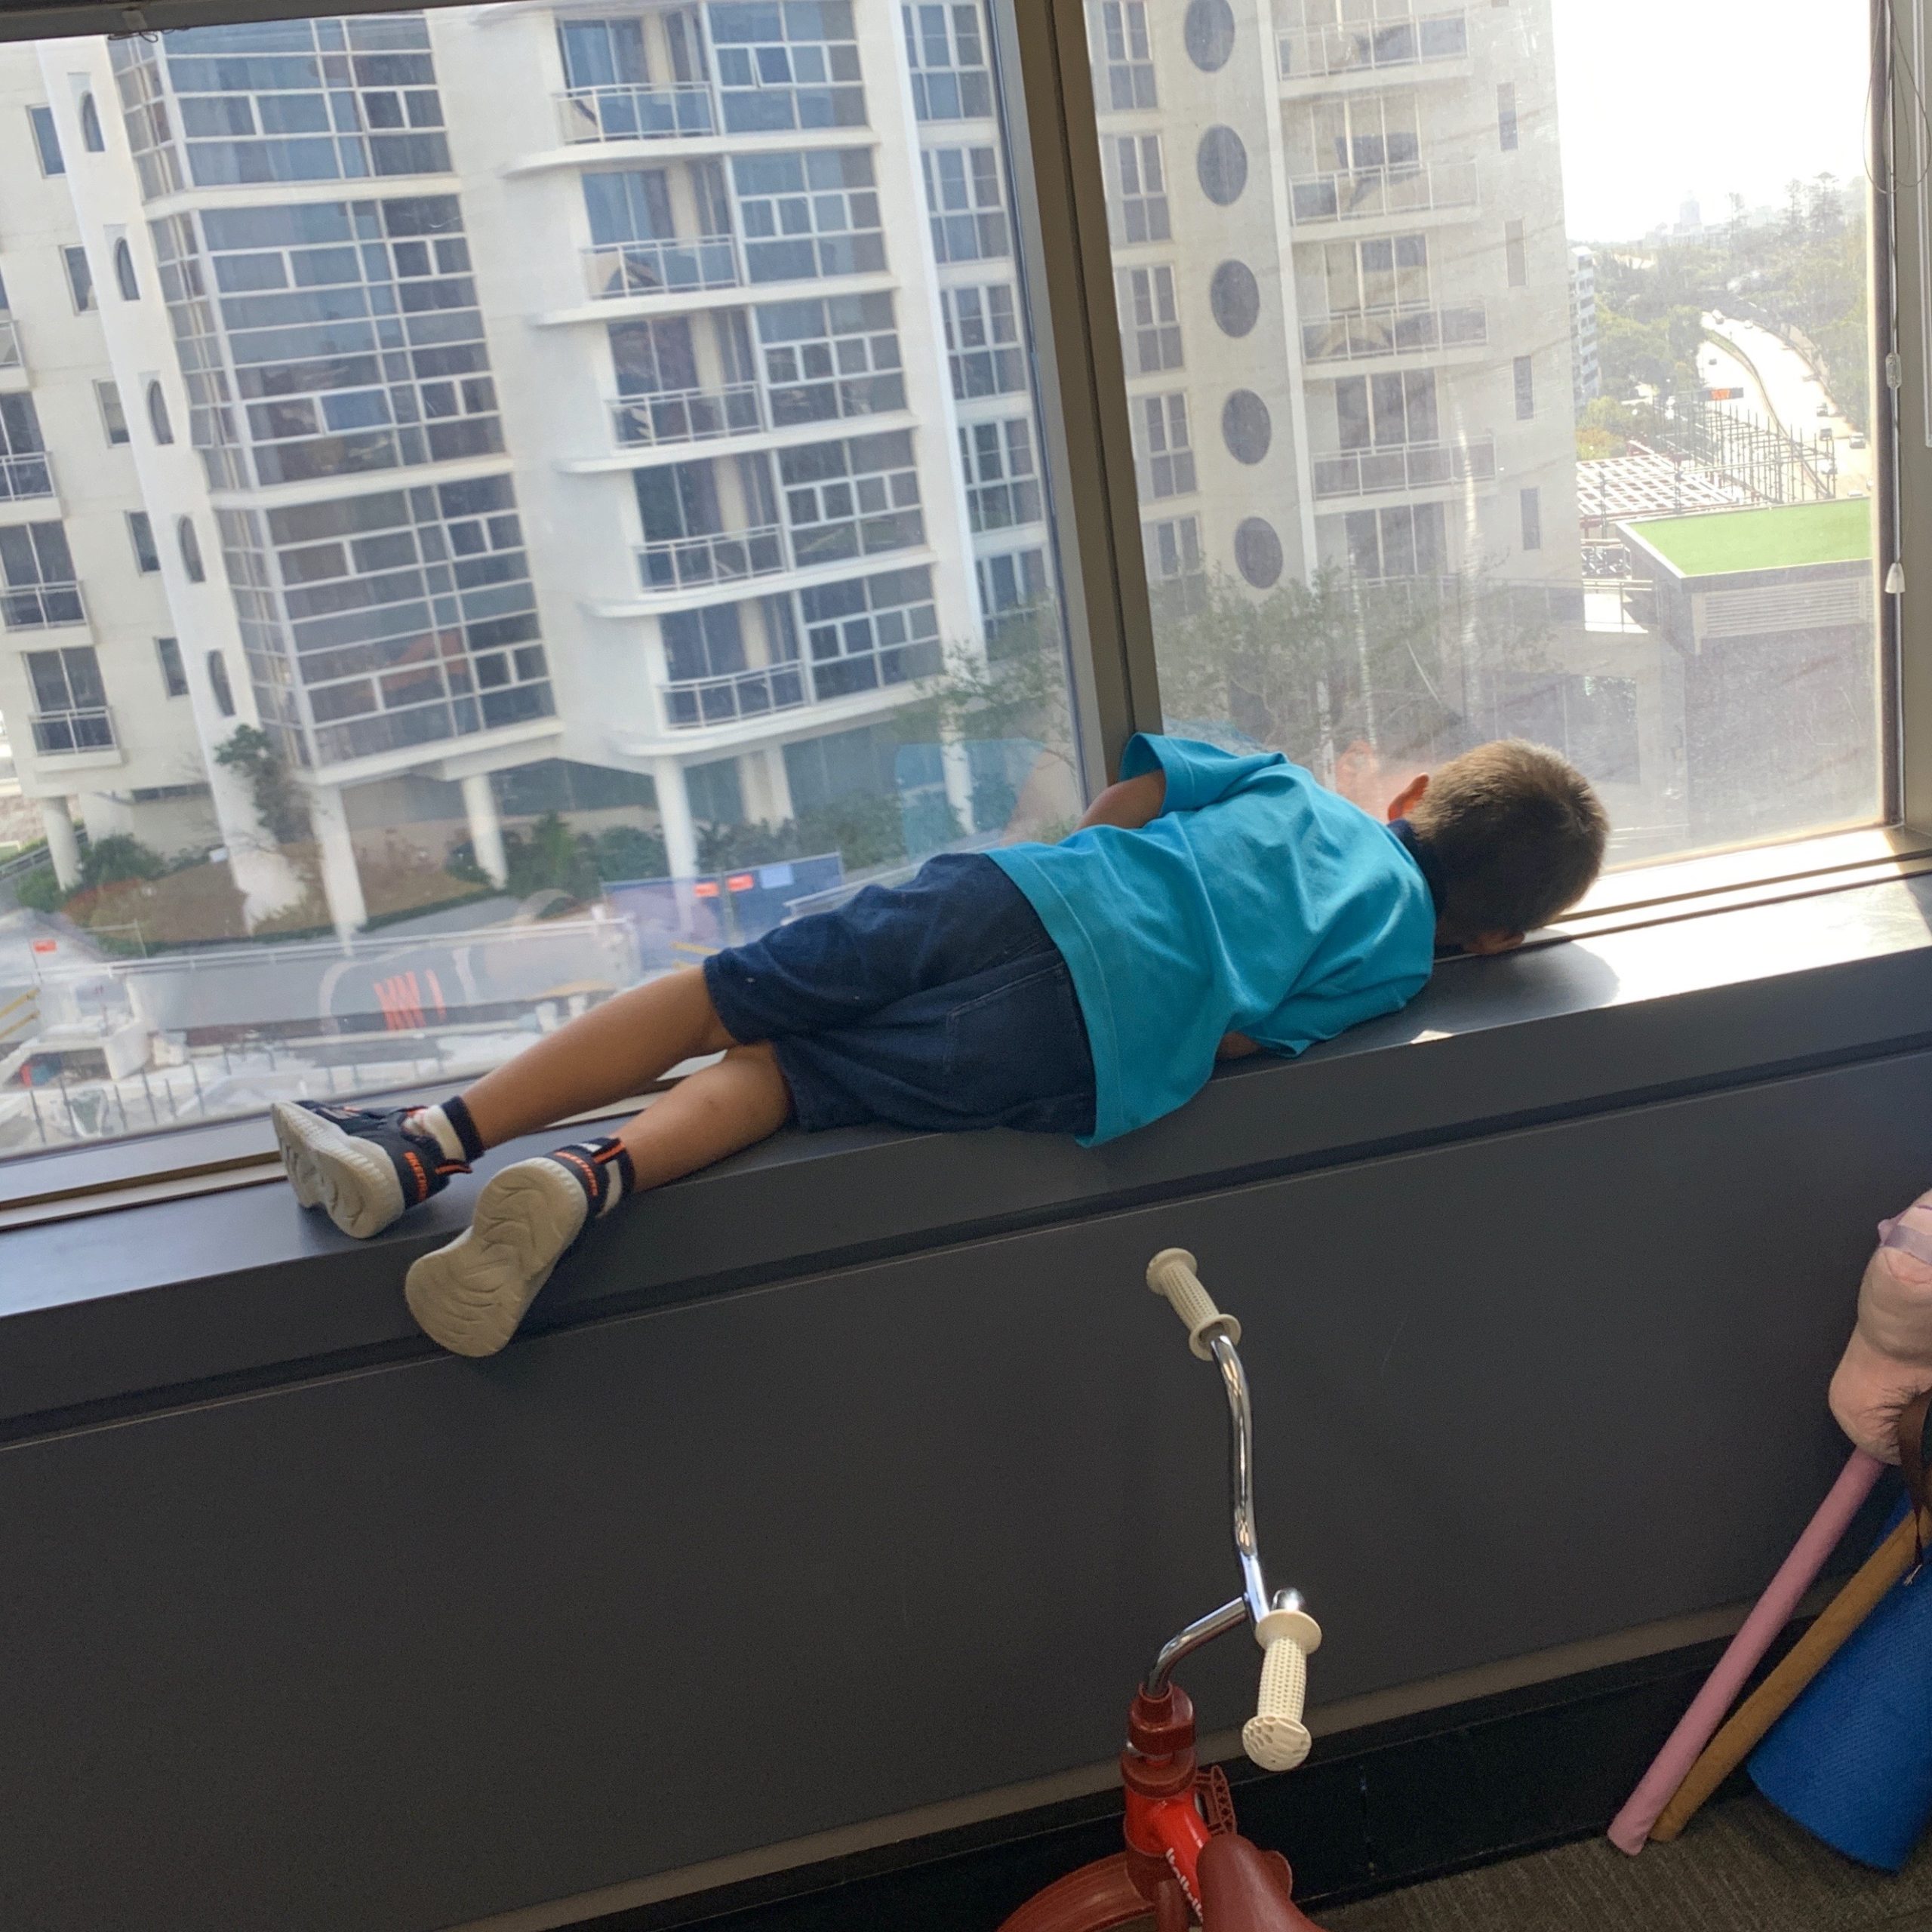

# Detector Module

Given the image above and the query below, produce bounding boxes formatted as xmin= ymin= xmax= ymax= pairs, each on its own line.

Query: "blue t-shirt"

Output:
xmin=987 ymin=734 xmax=1437 ymax=1145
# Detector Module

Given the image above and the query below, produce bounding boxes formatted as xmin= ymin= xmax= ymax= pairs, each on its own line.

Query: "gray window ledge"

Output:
xmin=7 ymin=872 xmax=1932 ymax=1438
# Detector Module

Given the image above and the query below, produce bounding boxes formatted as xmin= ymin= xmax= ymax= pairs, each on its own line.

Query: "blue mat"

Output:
xmin=1751 ymin=1495 xmax=1932 ymax=1872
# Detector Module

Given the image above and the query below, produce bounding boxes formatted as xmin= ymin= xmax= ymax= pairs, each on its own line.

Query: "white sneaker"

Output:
xmin=404 ymin=1138 xmax=631 ymax=1357
xmin=272 ymin=1099 xmax=465 ymax=1239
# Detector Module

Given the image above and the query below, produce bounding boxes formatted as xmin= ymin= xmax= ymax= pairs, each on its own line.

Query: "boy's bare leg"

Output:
xmin=403 ymin=1040 xmax=793 ymax=1358
xmin=457 ymin=966 xmax=738 ymax=1149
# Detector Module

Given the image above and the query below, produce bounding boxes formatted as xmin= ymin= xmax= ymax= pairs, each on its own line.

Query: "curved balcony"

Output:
xmin=612 ymin=382 xmax=764 ymax=450
xmin=1301 ymin=301 xmax=1487 ymax=366
xmin=1288 ymin=160 xmax=1478 ymax=229
xmin=661 ymin=659 xmax=808 ymax=731
xmin=638 ymin=523 xmax=789 ymax=592
xmin=1312 ymin=435 xmax=1497 ymax=500
xmin=0 ymin=451 xmax=54 ymax=503
xmin=30 ymin=707 xmax=116 ymax=756
xmin=1279 ymin=10 xmax=1469 ymax=88
xmin=1 ymin=581 xmax=85 ymax=630
xmin=584 ymin=235 xmax=742 ymax=302
xmin=557 ymin=82 xmax=716 ymax=145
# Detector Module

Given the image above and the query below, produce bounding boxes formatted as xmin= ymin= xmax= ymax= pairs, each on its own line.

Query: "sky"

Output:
xmin=1549 ymin=0 xmax=1875 ymax=241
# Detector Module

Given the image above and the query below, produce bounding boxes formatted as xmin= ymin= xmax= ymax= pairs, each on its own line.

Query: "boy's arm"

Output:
xmin=1074 ymin=768 xmax=1167 ymax=832
xmin=1216 ymin=1032 xmax=1263 ymax=1061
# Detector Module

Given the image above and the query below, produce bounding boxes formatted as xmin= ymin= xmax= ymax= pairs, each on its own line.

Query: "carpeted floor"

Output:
xmin=1324 ymin=1798 xmax=1932 ymax=1932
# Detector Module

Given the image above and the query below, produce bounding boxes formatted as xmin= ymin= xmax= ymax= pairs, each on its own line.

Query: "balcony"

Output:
xmin=1 ymin=582 xmax=85 ymax=630
xmin=0 ymin=451 xmax=54 ymax=503
xmin=637 ymin=523 xmax=789 ymax=592
xmin=1302 ymin=301 xmax=1487 ymax=366
xmin=1279 ymin=9 xmax=1469 ymax=87
xmin=661 ymin=660 xmax=808 ymax=731
xmin=557 ymin=82 xmax=716 ymax=145
xmin=1288 ymin=161 xmax=1478 ymax=228
xmin=585 ymin=235 xmax=742 ymax=302
xmin=30 ymin=708 xmax=115 ymax=756
xmin=0 ymin=317 xmax=20 ymax=371
xmin=1311 ymin=434 xmax=1497 ymax=499
xmin=613 ymin=382 xmax=764 ymax=451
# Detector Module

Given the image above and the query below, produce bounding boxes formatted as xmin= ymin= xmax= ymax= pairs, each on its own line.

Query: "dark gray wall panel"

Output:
xmin=3 ymin=1050 xmax=1927 ymax=1932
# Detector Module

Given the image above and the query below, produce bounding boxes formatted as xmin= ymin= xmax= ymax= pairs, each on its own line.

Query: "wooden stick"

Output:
xmin=1649 ymin=1505 xmax=1927 ymax=1843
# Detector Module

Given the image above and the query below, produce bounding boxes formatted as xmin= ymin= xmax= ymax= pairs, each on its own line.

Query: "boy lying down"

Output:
xmin=273 ymin=734 xmax=1607 ymax=1356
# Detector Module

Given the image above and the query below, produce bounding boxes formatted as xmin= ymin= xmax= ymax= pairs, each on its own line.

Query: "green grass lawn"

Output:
xmin=1626 ymin=497 xmax=1872 ymax=577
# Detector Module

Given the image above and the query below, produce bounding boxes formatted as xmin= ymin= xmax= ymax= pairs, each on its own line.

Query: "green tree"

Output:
xmin=214 ymin=724 xmax=311 ymax=847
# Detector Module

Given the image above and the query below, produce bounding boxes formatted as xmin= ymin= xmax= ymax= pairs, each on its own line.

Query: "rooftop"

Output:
xmin=1621 ymin=498 xmax=1874 ymax=578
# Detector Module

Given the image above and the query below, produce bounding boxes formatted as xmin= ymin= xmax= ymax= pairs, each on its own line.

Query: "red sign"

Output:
xmin=692 ymin=879 xmax=721 ymax=899
xmin=726 ymin=872 xmax=756 ymax=893
xmin=30 ymin=940 xmax=56 ymax=954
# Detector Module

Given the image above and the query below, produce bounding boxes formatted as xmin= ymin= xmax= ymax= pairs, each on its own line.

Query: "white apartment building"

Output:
xmin=2 ymin=4 xmax=1059 ymax=937
xmin=1570 ymin=242 xmax=1598 ymax=414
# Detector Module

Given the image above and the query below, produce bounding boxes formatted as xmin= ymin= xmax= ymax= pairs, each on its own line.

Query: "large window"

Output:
xmin=1084 ymin=0 xmax=1883 ymax=865
xmin=0 ymin=4 xmax=1083 ymax=1164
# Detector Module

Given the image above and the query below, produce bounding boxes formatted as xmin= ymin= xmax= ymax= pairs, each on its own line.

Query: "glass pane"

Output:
xmin=1087 ymin=0 xmax=1881 ymax=868
xmin=0 ymin=8 xmax=1083 ymax=1161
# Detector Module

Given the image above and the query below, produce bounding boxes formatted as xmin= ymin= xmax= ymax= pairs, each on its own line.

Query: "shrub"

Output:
xmin=14 ymin=866 xmax=64 ymax=913
xmin=80 ymin=834 xmax=165 ymax=888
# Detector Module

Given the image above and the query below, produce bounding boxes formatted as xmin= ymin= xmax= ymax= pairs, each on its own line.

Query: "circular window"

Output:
xmin=177 ymin=515 xmax=205 ymax=583
xmin=1196 ymin=127 xmax=1248 ymax=207
xmin=113 ymin=238 xmax=139 ymax=303
xmin=1235 ymin=518 xmax=1284 ymax=589
xmin=1183 ymin=0 xmax=1237 ymax=70
xmin=1223 ymin=389 xmax=1272 ymax=465
xmin=1210 ymin=260 xmax=1260 ymax=337
xmin=146 ymin=381 xmax=173 ymax=445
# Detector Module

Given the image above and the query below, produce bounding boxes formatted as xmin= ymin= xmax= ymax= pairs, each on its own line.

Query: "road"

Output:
xmin=1703 ymin=310 xmax=1874 ymax=497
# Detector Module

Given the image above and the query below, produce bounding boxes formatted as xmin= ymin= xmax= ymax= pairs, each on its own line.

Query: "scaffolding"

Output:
xmin=1628 ymin=395 xmax=1839 ymax=508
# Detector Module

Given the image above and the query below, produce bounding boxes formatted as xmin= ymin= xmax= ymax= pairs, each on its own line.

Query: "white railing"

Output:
xmin=1 ymin=582 xmax=85 ymax=630
xmin=30 ymin=708 xmax=115 ymax=755
xmin=557 ymin=82 xmax=716 ymax=144
xmin=0 ymin=317 xmax=20 ymax=370
xmin=637 ymin=523 xmax=789 ymax=592
xmin=660 ymin=660 xmax=809 ymax=730
xmin=0 ymin=450 xmax=54 ymax=501
xmin=1278 ymin=9 xmax=1469 ymax=82
xmin=1287 ymin=159 xmax=1478 ymax=227
xmin=1301 ymin=300 xmax=1487 ymax=364
xmin=1311 ymin=434 xmax=1497 ymax=498
xmin=611 ymin=382 xmax=764 ymax=449
xmin=584 ymin=235 xmax=742 ymax=300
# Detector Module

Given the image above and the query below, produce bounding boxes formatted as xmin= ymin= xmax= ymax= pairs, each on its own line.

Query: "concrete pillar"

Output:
xmin=308 ymin=783 xmax=367 ymax=940
xmin=653 ymin=758 xmax=699 ymax=878
xmin=39 ymin=796 xmax=80 ymax=889
xmin=460 ymin=771 xmax=508 ymax=888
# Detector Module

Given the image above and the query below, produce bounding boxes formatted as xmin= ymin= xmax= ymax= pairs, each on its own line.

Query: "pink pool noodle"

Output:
xmin=1607 ymin=1447 xmax=1884 ymax=1855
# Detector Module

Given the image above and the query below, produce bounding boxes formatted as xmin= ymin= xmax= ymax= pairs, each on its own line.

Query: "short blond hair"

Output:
xmin=1408 ymin=740 xmax=1607 ymax=936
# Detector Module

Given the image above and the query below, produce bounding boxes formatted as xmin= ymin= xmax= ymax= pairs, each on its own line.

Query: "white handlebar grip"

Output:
xmin=1146 ymin=1247 xmax=1241 ymax=1360
xmin=1243 ymin=1605 xmax=1321 ymax=1774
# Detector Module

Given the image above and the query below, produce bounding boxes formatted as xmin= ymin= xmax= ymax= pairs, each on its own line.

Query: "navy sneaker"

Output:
xmin=272 ymin=1100 xmax=469 ymax=1240
xmin=405 ymin=1137 xmax=633 ymax=1357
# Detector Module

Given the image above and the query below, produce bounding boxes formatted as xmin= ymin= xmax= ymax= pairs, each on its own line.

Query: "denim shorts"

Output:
xmin=703 ymin=853 xmax=1097 ymax=1137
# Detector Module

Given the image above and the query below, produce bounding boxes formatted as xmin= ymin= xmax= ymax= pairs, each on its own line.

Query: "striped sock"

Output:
xmin=409 ymin=1096 xmax=485 ymax=1166
xmin=546 ymin=1137 xmax=635 ymax=1221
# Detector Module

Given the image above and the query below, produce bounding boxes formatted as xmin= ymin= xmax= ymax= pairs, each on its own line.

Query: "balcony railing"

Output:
xmin=585 ymin=235 xmax=742 ymax=301
xmin=1302 ymin=300 xmax=1487 ymax=365
xmin=1 ymin=582 xmax=85 ymax=630
xmin=637 ymin=523 xmax=789 ymax=592
xmin=1279 ymin=9 xmax=1469 ymax=82
xmin=0 ymin=451 xmax=54 ymax=502
xmin=612 ymin=382 xmax=764 ymax=450
xmin=1311 ymin=434 xmax=1497 ymax=499
xmin=30 ymin=708 xmax=115 ymax=755
xmin=661 ymin=660 xmax=809 ymax=731
xmin=0 ymin=317 xmax=20 ymax=370
xmin=1288 ymin=160 xmax=1478 ymax=227
xmin=557 ymin=82 xmax=716 ymax=144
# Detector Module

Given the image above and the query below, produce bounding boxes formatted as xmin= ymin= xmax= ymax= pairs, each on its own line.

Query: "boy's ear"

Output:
xmin=1385 ymin=772 xmax=1429 ymax=822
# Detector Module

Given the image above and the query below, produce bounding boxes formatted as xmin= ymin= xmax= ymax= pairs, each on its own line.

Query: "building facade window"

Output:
xmin=1221 ymin=389 xmax=1271 ymax=464
xmin=958 ymin=417 xmax=1042 ymax=531
xmin=95 ymin=380 xmax=129 ymax=445
xmin=902 ymin=5 xmax=992 ymax=121
xmin=1336 ymin=370 xmax=1437 ymax=448
xmin=756 ymin=294 xmax=905 ymax=426
xmin=112 ymin=237 xmax=139 ymax=300
xmin=147 ymin=381 xmax=174 ymax=445
xmin=1209 ymin=259 xmax=1260 ymax=337
xmin=155 ymin=634 xmax=189 ymax=697
xmin=977 ymin=547 xmax=1052 ymax=654
xmin=799 ymin=565 xmax=940 ymax=697
xmin=1343 ymin=502 xmax=1447 ymax=578
xmin=1093 ymin=1 xmax=1157 ymax=110
xmin=1183 ymin=0 xmax=1237 ymax=72
xmin=780 ymin=431 xmax=924 ymax=565
xmin=1233 ymin=515 xmax=1283 ymax=588
xmin=709 ymin=1 xmax=865 ymax=134
xmin=922 ymin=146 xmax=1010 ymax=263
xmin=28 ymin=103 xmax=63 ymax=174
xmin=1514 ymin=352 xmax=1535 ymax=419
xmin=177 ymin=514 xmax=205 ymax=579
xmin=1519 ymin=485 xmax=1541 ymax=551
xmin=1498 ymin=80 xmax=1518 ymax=150
xmin=0 ymin=521 xmax=82 ymax=629
xmin=206 ymin=649 xmax=235 ymax=716
xmin=1144 ymin=514 xmax=1202 ymax=581
xmin=733 ymin=150 xmax=885 ymax=282
xmin=26 ymin=645 xmax=112 ymax=752
xmin=1136 ymin=393 xmax=1196 ymax=498
xmin=1120 ymin=265 xmax=1182 ymax=374
xmin=1196 ymin=125 xmax=1247 ymax=205
xmin=79 ymin=93 xmax=104 ymax=152
xmin=0 ymin=393 xmax=51 ymax=500
xmin=1505 ymin=217 xmax=1527 ymax=288
xmin=62 ymin=245 xmax=95 ymax=312
xmin=127 ymin=510 xmax=160 ymax=573
xmin=942 ymin=283 xmax=1024 ymax=398
xmin=1109 ymin=135 xmax=1171 ymax=245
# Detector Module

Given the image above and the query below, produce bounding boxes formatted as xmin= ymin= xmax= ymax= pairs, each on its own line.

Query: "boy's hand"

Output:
xmin=1074 ymin=769 xmax=1167 ymax=833
xmin=1216 ymin=1032 xmax=1261 ymax=1061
